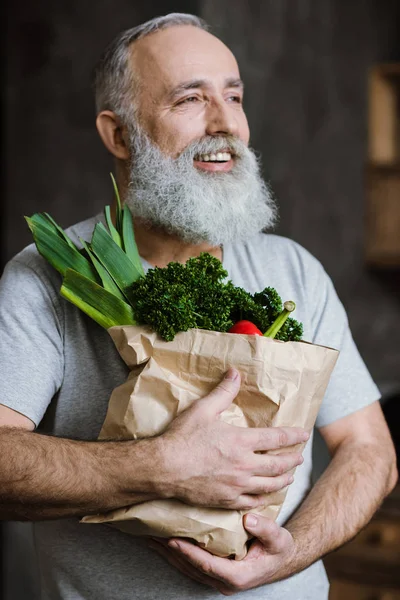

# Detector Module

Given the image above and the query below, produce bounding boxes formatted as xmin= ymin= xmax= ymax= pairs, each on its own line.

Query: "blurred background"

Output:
xmin=2 ymin=0 xmax=400 ymax=598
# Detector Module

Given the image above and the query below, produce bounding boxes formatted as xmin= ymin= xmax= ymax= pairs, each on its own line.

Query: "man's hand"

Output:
xmin=148 ymin=513 xmax=296 ymax=595
xmin=157 ymin=368 xmax=309 ymax=510
xmin=149 ymin=401 xmax=397 ymax=595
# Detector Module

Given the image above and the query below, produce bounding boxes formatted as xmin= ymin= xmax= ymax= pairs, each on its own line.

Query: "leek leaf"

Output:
xmin=61 ymin=269 xmax=136 ymax=329
xmin=122 ymin=205 xmax=144 ymax=277
xmin=104 ymin=205 xmax=122 ymax=248
xmin=29 ymin=213 xmax=77 ymax=252
xmin=42 ymin=213 xmax=77 ymax=250
xmin=110 ymin=173 xmax=123 ymax=233
xmin=80 ymin=239 xmax=126 ymax=301
xmin=26 ymin=217 xmax=98 ymax=282
xmin=91 ymin=222 xmax=143 ymax=295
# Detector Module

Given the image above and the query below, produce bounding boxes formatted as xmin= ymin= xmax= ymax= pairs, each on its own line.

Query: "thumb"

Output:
xmin=197 ymin=368 xmax=241 ymax=418
xmin=244 ymin=514 xmax=289 ymax=554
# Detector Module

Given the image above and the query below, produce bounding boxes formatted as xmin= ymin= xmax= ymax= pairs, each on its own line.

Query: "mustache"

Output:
xmin=178 ymin=135 xmax=247 ymax=161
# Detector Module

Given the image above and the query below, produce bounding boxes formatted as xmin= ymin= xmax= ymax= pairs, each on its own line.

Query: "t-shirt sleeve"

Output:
xmin=305 ymin=256 xmax=380 ymax=428
xmin=0 ymin=255 xmax=64 ymax=427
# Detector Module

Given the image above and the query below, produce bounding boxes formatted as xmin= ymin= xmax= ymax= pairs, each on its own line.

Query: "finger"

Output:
xmin=170 ymin=550 xmax=234 ymax=595
xmin=148 ymin=540 xmax=221 ymax=589
xmin=150 ymin=537 xmax=169 ymax=546
xmin=243 ymin=514 xmax=291 ymax=554
xmin=247 ymin=472 xmax=294 ymax=495
xmin=228 ymin=493 xmax=267 ymax=510
xmin=249 ymin=426 xmax=309 ymax=451
xmin=171 ymin=552 xmax=227 ymax=591
xmin=252 ymin=451 xmax=303 ymax=476
xmin=168 ymin=538 xmax=236 ymax=584
xmin=232 ymin=472 xmax=294 ymax=506
xmin=148 ymin=540 xmax=209 ymax=584
xmin=195 ymin=369 xmax=241 ymax=417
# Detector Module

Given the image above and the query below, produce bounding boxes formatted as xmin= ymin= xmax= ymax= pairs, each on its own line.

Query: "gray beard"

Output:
xmin=125 ymin=126 xmax=277 ymax=246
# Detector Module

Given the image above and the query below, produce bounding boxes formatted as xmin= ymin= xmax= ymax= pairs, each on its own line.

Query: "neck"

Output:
xmin=133 ymin=218 xmax=222 ymax=268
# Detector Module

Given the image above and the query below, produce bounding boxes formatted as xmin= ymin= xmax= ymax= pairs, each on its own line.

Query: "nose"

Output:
xmin=205 ymin=99 xmax=239 ymax=137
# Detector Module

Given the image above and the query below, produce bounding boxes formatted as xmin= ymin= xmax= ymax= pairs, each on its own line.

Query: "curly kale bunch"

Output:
xmin=129 ymin=253 xmax=303 ymax=342
xmin=129 ymin=254 xmax=233 ymax=340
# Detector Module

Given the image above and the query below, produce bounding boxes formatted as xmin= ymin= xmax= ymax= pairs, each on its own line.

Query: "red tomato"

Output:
xmin=228 ymin=320 xmax=263 ymax=335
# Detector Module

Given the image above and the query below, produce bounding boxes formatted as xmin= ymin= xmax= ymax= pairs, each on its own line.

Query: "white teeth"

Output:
xmin=196 ymin=152 xmax=233 ymax=162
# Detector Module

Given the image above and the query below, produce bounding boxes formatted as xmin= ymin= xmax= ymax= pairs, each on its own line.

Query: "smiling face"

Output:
xmin=95 ymin=23 xmax=276 ymax=246
xmin=130 ymin=25 xmax=250 ymax=171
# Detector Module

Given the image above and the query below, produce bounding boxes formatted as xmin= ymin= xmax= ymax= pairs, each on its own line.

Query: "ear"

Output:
xmin=96 ymin=110 xmax=130 ymax=160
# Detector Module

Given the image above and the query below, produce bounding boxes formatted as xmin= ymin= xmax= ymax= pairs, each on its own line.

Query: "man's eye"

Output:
xmin=228 ymin=96 xmax=242 ymax=103
xmin=179 ymin=96 xmax=199 ymax=104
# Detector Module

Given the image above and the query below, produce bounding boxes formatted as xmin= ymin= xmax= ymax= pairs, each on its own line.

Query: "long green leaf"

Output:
xmin=61 ymin=286 xmax=116 ymax=329
xmin=122 ymin=205 xmax=145 ymax=277
xmin=80 ymin=239 xmax=126 ymax=301
xmin=42 ymin=213 xmax=77 ymax=250
xmin=61 ymin=269 xmax=136 ymax=329
xmin=29 ymin=213 xmax=79 ymax=252
xmin=28 ymin=213 xmax=60 ymax=234
xmin=110 ymin=173 xmax=123 ymax=233
xmin=104 ymin=205 xmax=122 ymax=248
xmin=91 ymin=222 xmax=143 ymax=294
xmin=26 ymin=217 xmax=98 ymax=282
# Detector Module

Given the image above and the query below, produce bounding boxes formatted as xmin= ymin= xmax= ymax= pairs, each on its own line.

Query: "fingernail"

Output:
xmin=245 ymin=514 xmax=258 ymax=528
xmin=168 ymin=540 xmax=179 ymax=549
xmin=288 ymin=475 xmax=294 ymax=484
xmin=226 ymin=368 xmax=238 ymax=381
xmin=302 ymin=431 xmax=310 ymax=441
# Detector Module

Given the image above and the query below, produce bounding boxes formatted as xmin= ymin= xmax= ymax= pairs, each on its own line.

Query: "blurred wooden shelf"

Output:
xmin=325 ymin=485 xmax=400 ymax=598
xmin=366 ymin=63 xmax=400 ymax=268
xmin=329 ymin=579 xmax=400 ymax=600
xmin=365 ymin=165 xmax=400 ymax=267
xmin=368 ymin=64 xmax=400 ymax=166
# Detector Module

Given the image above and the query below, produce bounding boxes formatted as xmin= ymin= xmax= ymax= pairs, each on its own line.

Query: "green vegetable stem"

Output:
xmin=264 ymin=301 xmax=296 ymax=338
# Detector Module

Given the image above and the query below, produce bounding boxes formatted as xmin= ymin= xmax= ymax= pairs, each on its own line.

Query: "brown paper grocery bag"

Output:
xmin=82 ymin=326 xmax=338 ymax=559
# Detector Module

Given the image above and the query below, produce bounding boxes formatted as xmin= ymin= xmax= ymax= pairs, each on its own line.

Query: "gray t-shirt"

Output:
xmin=0 ymin=215 xmax=379 ymax=600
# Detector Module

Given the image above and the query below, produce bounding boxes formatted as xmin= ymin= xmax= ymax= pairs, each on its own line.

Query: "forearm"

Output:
xmin=282 ymin=440 xmax=396 ymax=577
xmin=0 ymin=427 xmax=164 ymax=520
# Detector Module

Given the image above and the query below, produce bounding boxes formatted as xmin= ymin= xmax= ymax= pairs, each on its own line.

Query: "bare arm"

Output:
xmin=283 ymin=400 xmax=398 ymax=573
xmin=0 ymin=370 xmax=308 ymax=521
xmin=0 ymin=408 xmax=162 ymax=520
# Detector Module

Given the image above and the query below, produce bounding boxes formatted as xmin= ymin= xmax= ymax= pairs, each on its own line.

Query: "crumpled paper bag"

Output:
xmin=82 ymin=326 xmax=338 ymax=559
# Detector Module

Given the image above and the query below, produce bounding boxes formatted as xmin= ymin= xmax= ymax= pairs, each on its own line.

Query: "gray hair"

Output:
xmin=93 ymin=13 xmax=209 ymax=122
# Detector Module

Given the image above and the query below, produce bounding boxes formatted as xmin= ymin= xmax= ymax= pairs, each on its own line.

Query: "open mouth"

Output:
xmin=194 ymin=151 xmax=233 ymax=163
xmin=193 ymin=150 xmax=235 ymax=172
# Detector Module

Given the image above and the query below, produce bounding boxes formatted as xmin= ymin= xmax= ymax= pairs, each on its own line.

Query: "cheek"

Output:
xmin=154 ymin=119 xmax=204 ymax=157
xmin=239 ymin=116 xmax=251 ymax=144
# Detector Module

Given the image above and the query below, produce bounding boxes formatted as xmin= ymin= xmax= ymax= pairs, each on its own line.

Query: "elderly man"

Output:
xmin=0 ymin=13 xmax=397 ymax=600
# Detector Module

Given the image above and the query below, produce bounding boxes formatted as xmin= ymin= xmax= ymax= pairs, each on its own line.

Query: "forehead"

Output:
xmin=130 ymin=25 xmax=241 ymax=97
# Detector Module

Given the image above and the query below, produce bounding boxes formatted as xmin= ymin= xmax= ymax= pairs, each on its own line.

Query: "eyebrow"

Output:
xmin=168 ymin=77 xmax=244 ymax=100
